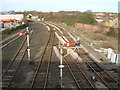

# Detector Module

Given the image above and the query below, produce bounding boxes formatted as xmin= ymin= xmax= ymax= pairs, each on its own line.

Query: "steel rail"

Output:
xmin=43 ymin=22 xmax=82 ymax=88
xmin=0 ymin=29 xmax=25 ymax=45
xmin=0 ymin=36 xmax=21 ymax=49
xmin=76 ymin=51 xmax=112 ymax=89
xmin=1 ymin=37 xmax=26 ymax=79
xmin=1 ymin=24 xmax=34 ymax=49
xmin=70 ymin=56 xmax=95 ymax=88
xmin=2 ymin=26 xmax=34 ymax=89
xmin=47 ymin=22 xmax=119 ymax=88
xmin=45 ymin=22 xmax=93 ymax=88
xmin=43 ymin=22 xmax=119 ymax=89
xmin=1 ymin=29 xmax=33 ymax=79
xmin=4 ymin=48 xmax=27 ymax=90
xmin=82 ymin=49 xmax=120 ymax=86
xmin=29 ymin=31 xmax=53 ymax=89
xmin=63 ymin=58 xmax=81 ymax=89
xmin=55 ymin=22 xmax=119 ymax=87
xmin=43 ymin=32 xmax=55 ymax=89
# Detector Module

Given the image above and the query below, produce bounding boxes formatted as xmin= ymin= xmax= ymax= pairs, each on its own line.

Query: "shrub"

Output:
xmin=105 ymin=27 xmax=116 ymax=37
xmin=65 ymin=23 xmax=74 ymax=27
xmin=2 ymin=23 xmax=28 ymax=35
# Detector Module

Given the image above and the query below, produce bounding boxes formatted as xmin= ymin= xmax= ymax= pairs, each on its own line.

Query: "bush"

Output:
xmin=65 ymin=23 xmax=74 ymax=27
xmin=77 ymin=12 xmax=97 ymax=25
xmin=105 ymin=27 xmax=116 ymax=37
xmin=2 ymin=23 xmax=28 ymax=35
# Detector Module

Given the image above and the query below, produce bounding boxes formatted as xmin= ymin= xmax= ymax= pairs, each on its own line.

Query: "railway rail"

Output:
xmin=2 ymin=25 xmax=34 ymax=90
xmin=44 ymin=21 xmax=119 ymax=89
xmin=2 ymin=21 xmax=119 ymax=89
xmin=76 ymin=49 xmax=119 ymax=89
xmin=64 ymin=55 xmax=95 ymax=88
xmin=0 ymin=22 xmax=34 ymax=49
xmin=29 ymin=28 xmax=55 ymax=89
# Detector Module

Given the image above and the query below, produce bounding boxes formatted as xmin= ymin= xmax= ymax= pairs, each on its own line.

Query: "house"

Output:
xmin=111 ymin=18 xmax=118 ymax=28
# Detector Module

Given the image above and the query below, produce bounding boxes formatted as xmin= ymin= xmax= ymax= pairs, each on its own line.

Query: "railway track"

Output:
xmin=47 ymin=23 xmax=95 ymax=88
xmin=2 ymin=25 xmax=34 ymax=89
xmin=64 ymin=55 xmax=95 ymax=88
xmin=29 ymin=28 xmax=55 ymax=89
xmin=2 ymin=21 xmax=119 ymax=89
xmin=0 ymin=22 xmax=34 ymax=49
xmin=0 ymin=35 xmax=23 ymax=49
xmin=44 ymin=22 xmax=119 ymax=89
xmin=76 ymin=49 xmax=119 ymax=89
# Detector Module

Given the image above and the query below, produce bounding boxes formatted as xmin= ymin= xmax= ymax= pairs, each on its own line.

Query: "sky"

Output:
xmin=0 ymin=0 xmax=119 ymax=13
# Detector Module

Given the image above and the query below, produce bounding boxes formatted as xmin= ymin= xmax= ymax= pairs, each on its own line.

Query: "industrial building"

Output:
xmin=0 ymin=14 xmax=24 ymax=28
xmin=0 ymin=14 xmax=24 ymax=23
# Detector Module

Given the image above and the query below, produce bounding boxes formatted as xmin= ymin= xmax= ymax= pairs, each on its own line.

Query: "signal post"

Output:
xmin=58 ymin=36 xmax=81 ymax=89
xmin=17 ymin=27 xmax=31 ymax=64
xmin=26 ymin=27 xmax=32 ymax=64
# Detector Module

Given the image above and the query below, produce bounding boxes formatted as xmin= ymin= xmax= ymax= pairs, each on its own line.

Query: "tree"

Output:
xmin=85 ymin=10 xmax=92 ymax=13
xmin=78 ymin=12 xmax=97 ymax=24
xmin=8 ymin=10 xmax=15 ymax=14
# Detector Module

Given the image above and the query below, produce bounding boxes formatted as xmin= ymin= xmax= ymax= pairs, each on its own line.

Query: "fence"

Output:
xmin=107 ymin=48 xmax=120 ymax=66
xmin=74 ymin=23 xmax=110 ymax=32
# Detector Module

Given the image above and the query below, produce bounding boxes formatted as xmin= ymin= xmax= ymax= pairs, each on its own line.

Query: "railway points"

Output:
xmin=2 ymin=21 xmax=119 ymax=89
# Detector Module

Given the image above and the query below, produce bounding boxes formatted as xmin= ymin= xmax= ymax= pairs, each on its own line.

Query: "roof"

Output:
xmin=0 ymin=19 xmax=16 ymax=22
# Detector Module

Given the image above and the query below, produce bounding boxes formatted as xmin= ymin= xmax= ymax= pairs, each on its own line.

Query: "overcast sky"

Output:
xmin=0 ymin=0 xmax=119 ymax=13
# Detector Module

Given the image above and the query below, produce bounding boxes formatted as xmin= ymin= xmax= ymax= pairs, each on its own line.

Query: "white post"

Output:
xmin=76 ymin=37 xmax=80 ymax=43
xmin=26 ymin=27 xmax=31 ymax=63
xmin=26 ymin=27 xmax=30 ymax=47
xmin=59 ymin=48 xmax=64 ymax=88
xmin=27 ymin=48 xmax=31 ymax=61
xmin=60 ymin=48 xmax=63 ymax=65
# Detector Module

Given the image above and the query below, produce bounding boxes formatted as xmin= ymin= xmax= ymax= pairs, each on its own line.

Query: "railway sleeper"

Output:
xmin=88 ymin=67 xmax=103 ymax=72
xmin=104 ymin=78 xmax=116 ymax=83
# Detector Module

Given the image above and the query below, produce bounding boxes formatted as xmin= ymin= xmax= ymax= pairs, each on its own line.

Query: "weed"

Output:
xmin=105 ymin=27 xmax=116 ymax=37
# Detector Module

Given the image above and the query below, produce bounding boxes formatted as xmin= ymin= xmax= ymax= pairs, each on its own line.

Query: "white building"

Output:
xmin=0 ymin=14 xmax=24 ymax=23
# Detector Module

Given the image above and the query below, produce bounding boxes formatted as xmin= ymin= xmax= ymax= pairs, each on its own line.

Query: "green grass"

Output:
xmin=65 ymin=23 xmax=74 ymax=27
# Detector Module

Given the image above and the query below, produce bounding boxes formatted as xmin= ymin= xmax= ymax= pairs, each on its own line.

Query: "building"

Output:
xmin=111 ymin=18 xmax=118 ymax=28
xmin=0 ymin=14 xmax=24 ymax=23
xmin=94 ymin=13 xmax=118 ymax=28
xmin=31 ymin=16 xmax=38 ymax=20
xmin=95 ymin=16 xmax=104 ymax=24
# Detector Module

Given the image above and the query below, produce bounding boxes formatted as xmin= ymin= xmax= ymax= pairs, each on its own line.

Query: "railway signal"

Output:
xmin=17 ymin=27 xmax=31 ymax=64
xmin=63 ymin=37 xmax=80 ymax=47
xmin=58 ymin=36 xmax=81 ymax=88
xmin=63 ymin=43 xmax=80 ymax=47
xmin=17 ymin=33 xmax=27 ymax=36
